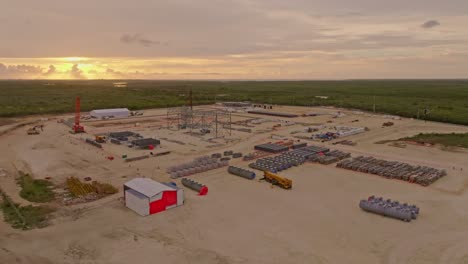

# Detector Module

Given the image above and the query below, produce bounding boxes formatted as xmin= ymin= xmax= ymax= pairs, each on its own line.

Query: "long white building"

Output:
xmin=90 ymin=108 xmax=130 ymax=119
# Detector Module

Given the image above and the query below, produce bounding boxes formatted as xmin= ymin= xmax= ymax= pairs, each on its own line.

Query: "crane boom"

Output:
xmin=72 ymin=96 xmax=85 ymax=133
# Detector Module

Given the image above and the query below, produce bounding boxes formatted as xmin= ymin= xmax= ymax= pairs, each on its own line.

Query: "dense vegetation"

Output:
xmin=1 ymin=80 xmax=467 ymax=125
xmin=402 ymin=133 xmax=468 ymax=148
xmin=17 ymin=173 xmax=55 ymax=203
xmin=0 ymin=191 xmax=54 ymax=229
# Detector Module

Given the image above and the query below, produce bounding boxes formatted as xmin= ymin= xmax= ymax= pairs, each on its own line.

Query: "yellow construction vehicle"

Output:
xmin=27 ymin=127 xmax=40 ymax=135
xmin=27 ymin=125 xmax=43 ymax=135
xmin=262 ymin=171 xmax=292 ymax=189
xmin=95 ymin=135 xmax=107 ymax=143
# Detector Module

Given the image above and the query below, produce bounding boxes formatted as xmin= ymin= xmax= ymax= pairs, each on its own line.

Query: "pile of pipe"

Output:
xmin=228 ymin=166 xmax=256 ymax=180
xmin=335 ymin=126 xmax=365 ymax=137
xmin=181 ymin=178 xmax=208 ymax=195
xmin=167 ymin=156 xmax=229 ymax=179
xmin=110 ymin=138 xmax=121 ymax=145
xmin=85 ymin=138 xmax=102 ymax=148
xmin=291 ymin=142 xmax=307 ymax=149
xmin=125 ymin=155 xmax=149 ymax=162
xmin=232 ymin=152 xmax=243 ymax=158
xmin=254 ymin=143 xmax=289 ymax=153
xmin=308 ymin=150 xmax=351 ymax=165
xmin=249 ymin=152 xmax=306 ymax=172
xmin=337 ymin=156 xmax=446 ymax=186
xmin=287 ymin=145 xmax=330 ymax=159
xmin=359 ymin=195 xmax=420 ymax=222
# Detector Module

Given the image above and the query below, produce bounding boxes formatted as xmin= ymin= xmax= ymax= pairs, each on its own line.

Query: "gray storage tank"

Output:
xmin=228 ymin=166 xmax=256 ymax=180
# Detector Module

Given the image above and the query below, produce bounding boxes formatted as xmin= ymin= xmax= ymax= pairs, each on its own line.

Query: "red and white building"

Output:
xmin=124 ymin=178 xmax=184 ymax=216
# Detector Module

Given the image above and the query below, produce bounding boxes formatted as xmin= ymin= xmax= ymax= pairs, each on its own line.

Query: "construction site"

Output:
xmin=1 ymin=97 xmax=468 ymax=264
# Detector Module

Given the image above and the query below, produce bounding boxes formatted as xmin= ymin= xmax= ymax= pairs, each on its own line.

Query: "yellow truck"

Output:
xmin=262 ymin=171 xmax=292 ymax=189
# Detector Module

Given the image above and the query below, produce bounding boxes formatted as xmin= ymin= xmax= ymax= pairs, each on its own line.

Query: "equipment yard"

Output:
xmin=1 ymin=104 xmax=468 ymax=264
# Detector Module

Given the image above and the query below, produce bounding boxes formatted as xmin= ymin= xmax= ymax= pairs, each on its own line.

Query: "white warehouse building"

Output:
xmin=90 ymin=108 xmax=130 ymax=119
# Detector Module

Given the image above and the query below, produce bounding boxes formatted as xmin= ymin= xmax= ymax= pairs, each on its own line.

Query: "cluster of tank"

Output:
xmin=249 ymin=152 xmax=306 ymax=172
xmin=337 ymin=156 xmax=446 ymax=186
xmin=228 ymin=166 xmax=256 ymax=180
xmin=167 ymin=156 xmax=229 ymax=179
xmin=359 ymin=195 xmax=420 ymax=222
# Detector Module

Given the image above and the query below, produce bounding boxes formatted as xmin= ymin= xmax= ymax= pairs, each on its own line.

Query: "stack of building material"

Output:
xmin=211 ymin=153 xmax=222 ymax=158
xmin=167 ymin=156 xmax=229 ymax=179
xmin=85 ymin=138 xmax=102 ymax=148
xmin=335 ymin=126 xmax=365 ymax=137
xmin=254 ymin=143 xmax=289 ymax=153
xmin=247 ymin=110 xmax=298 ymax=118
xmin=249 ymin=152 xmax=306 ymax=172
xmin=232 ymin=153 xmax=243 ymax=158
xmin=308 ymin=155 xmax=339 ymax=165
xmin=291 ymin=142 xmax=307 ymax=149
xmin=337 ymin=156 xmax=446 ymax=186
xmin=125 ymin=155 xmax=150 ymax=162
xmin=359 ymin=195 xmax=420 ymax=222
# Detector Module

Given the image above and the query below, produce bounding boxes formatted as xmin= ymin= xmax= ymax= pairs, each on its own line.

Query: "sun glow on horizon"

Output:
xmin=63 ymin=57 xmax=89 ymax=62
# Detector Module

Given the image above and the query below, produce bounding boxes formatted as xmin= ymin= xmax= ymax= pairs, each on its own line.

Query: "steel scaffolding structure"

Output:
xmin=166 ymin=107 xmax=232 ymax=138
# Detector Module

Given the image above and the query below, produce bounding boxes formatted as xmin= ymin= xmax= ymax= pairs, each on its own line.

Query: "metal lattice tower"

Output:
xmin=166 ymin=107 xmax=231 ymax=138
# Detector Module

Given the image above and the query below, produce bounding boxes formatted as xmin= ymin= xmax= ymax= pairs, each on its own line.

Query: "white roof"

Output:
xmin=91 ymin=108 xmax=129 ymax=114
xmin=124 ymin=178 xmax=175 ymax=198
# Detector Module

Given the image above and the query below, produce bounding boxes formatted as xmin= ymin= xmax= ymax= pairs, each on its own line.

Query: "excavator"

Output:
xmin=27 ymin=125 xmax=44 ymax=135
xmin=261 ymin=171 xmax=292 ymax=189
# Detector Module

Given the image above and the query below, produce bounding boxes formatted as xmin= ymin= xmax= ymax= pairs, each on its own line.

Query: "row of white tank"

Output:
xmin=359 ymin=195 xmax=420 ymax=222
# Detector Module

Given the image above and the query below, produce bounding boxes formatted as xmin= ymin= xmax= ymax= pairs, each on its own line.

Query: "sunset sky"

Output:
xmin=1 ymin=0 xmax=467 ymax=79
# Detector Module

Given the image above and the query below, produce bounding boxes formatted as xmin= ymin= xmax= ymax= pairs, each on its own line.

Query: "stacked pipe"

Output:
xmin=288 ymin=145 xmax=330 ymax=159
xmin=254 ymin=143 xmax=289 ymax=153
xmin=337 ymin=156 xmax=446 ymax=186
xmin=167 ymin=156 xmax=229 ymax=179
xmin=359 ymin=195 xmax=420 ymax=222
xmin=85 ymin=138 xmax=102 ymax=148
xmin=291 ymin=142 xmax=307 ymax=149
xmin=125 ymin=155 xmax=150 ymax=162
xmin=249 ymin=152 xmax=306 ymax=172
xmin=211 ymin=153 xmax=222 ymax=158
xmin=181 ymin=178 xmax=208 ymax=195
xmin=308 ymin=150 xmax=351 ymax=165
xmin=228 ymin=166 xmax=256 ymax=180
xmin=110 ymin=139 xmax=121 ymax=145
xmin=232 ymin=153 xmax=243 ymax=158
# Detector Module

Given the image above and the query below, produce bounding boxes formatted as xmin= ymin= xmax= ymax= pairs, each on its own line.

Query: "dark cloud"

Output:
xmin=0 ymin=63 xmax=44 ymax=78
xmin=44 ymin=65 xmax=56 ymax=75
xmin=421 ymin=20 xmax=440 ymax=29
xmin=120 ymin=33 xmax=161 ymax=47
xmin=106 ymin=68 xmax=124 ymax=77
xmin=70 ymin=64 xmax=84 ymax=79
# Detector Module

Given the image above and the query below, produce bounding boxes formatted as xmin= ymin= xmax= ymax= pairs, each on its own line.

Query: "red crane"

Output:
xmin=72 ymin=96 xmax=85 ymax=133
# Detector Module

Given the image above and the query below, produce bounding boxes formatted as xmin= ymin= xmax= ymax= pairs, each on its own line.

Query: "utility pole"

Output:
xmin=373 ymin=96 xmax=376 ymax=113
xmin=215 ymin=112 xmax=218 ymax=138
xmin=189 ymin=88 xmax=193 ymax=111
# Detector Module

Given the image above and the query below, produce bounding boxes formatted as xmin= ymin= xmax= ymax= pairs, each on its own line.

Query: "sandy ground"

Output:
xmin=1 ymin=105 xmax=468 ymax=264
